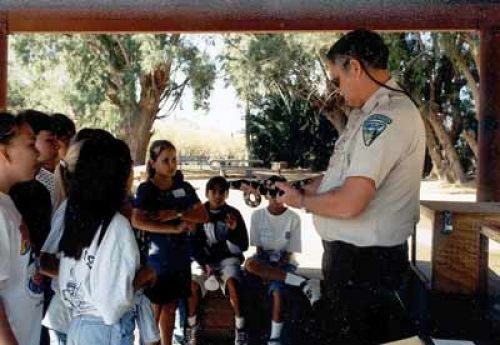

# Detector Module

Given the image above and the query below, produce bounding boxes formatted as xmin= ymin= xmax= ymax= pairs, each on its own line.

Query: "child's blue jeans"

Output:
xmin=66 ymin=311 xmax=135 ymax=345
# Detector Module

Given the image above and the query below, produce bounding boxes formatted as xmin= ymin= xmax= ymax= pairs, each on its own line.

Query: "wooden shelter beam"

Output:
xmin=0 ymin=16 xmax=7 ymax=111
xmin=0 ymin=3 xmax=499 ymax=33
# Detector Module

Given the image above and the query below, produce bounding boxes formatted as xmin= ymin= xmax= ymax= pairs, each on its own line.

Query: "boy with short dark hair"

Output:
xmin=51 ymin=113 xmax=76 ymax=161
xmin=188 ymin=176 xmax=249 ymax=345
xmin=19 ymin=110 xmax=60 ymax=203
xmin=245 ymin=194 xmax=320 ymax=345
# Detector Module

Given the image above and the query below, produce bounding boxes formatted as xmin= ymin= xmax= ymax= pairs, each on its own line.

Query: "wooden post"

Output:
xmin=0 ymin=16 xmax=7 ymax=111
xmin=477 ymin=28 xmax=500 ymax=294
xmin=478 ymin=28 xmax=500 ymax=202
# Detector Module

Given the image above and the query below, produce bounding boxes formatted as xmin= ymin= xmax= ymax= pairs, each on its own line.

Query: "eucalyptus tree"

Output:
xmin=10 ymin=34 xmax=216 ymax=163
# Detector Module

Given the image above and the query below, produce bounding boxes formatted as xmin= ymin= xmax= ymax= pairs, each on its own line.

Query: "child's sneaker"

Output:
xmin=185 ymin=324 xmax=200 ymax=345
xmin=234 ymin=328 xmax=248 ymax=345
xmin=301 ymin=278 xmax=321 ymax=306
xmin=267 ymin=338 xmax=282 ymax=345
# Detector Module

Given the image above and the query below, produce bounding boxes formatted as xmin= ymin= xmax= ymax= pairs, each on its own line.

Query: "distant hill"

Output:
xmin=152 ymin=117 xmax=246 ymax=158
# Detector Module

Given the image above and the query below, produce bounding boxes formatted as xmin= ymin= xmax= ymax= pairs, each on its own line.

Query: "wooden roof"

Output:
xmin=1 ymin=0 xmax=500 ymax=33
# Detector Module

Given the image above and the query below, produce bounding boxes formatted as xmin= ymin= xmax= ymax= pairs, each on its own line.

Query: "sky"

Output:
xmin=159 ymin=34 xmax=245 ymax=136
xmin=166 ymin=77 xmax=245 ymax=135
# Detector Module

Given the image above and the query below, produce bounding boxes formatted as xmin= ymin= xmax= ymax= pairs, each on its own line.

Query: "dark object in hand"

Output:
xmin=228 ymin=175 xmax=312 ymax=207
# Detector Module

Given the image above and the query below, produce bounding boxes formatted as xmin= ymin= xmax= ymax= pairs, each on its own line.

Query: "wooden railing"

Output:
xmin=209 ymin=159 xmax=264 ymax=177
xmin=416 ymin=201 xmax=500 ymax=295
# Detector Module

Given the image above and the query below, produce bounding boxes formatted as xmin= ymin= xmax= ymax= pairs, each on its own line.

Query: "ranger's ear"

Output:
xmin=0 ymin=144 xmax=10 ymax=163
xmin=349 ymin=59 xmax=363 ymax=79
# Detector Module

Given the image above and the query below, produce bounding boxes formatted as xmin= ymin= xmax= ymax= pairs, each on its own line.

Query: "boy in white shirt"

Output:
xmin=245 ymin=196 xmax=320 ymax=345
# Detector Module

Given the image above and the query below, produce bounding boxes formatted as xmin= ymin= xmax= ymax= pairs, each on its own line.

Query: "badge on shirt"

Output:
xmin=172 ymin=188 xmax=186 ymax=198
xmin=362 ymin=114 xmax=392 ymax=147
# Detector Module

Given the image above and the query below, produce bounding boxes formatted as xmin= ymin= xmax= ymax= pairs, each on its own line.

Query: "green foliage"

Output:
xmin=9 ymin=34 xmax=216 ymax=139
xmin=248 ymin=90 xmax=336 ymax=171
xmin=223 ymin=32 xmax=479 ymax=176
xmin=222 ymin=33 xmax=334 ymax=105
xmin=387 ymin=32 xmax=478 ymax=174
xmin=222 ymin=33 xmax=338 ymax=169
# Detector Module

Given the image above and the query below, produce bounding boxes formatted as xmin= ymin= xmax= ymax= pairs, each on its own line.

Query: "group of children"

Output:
xmin=0 ymin=110 xmax=320 ymax=345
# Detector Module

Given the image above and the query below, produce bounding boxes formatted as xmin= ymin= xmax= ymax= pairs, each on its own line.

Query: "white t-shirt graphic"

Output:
xmin=58 ymin=212 xmax=140 ymax=325
xmin=0 ymin=192 xmax=44 ymax=345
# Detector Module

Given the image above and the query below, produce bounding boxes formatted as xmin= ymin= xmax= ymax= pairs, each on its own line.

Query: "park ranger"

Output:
xmin=276 ymin=29 xmax=426 ymax=344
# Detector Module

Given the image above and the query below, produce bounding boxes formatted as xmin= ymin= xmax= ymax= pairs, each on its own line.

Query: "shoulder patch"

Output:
xmin=362 ymin=114 xmax=392 ymax=146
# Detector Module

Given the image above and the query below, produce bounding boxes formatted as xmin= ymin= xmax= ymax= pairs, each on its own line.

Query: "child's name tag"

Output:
xmin=172 ymin=188 xmax=186 ymax=198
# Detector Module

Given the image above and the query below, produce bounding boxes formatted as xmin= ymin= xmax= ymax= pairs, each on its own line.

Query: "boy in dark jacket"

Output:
xmin=187 ymin=176 xmax=249 ymax=345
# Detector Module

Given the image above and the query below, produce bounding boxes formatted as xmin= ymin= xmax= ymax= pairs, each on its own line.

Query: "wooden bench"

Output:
xmin=198 ymin=269 xmax=319 ymax=343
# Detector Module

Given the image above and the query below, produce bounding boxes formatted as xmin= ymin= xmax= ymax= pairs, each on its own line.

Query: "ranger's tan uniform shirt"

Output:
xmin=313 ymin=79 xmax=426 ymax=247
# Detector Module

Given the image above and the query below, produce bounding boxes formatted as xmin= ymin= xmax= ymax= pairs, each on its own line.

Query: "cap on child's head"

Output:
xmin=206 ymin=176 xmax=229 ymax=194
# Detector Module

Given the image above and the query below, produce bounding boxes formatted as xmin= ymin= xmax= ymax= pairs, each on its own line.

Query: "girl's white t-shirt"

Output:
xmin=41 ymin=200 xmax=72 ymax=333
xmin=58 ymin=211 xmax=140 ymax=325
xmin=0 ymin=192 xmax=44 ymax=345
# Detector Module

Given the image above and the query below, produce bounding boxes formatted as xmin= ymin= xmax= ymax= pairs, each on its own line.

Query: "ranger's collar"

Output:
xmin=361 ymin=78 xmax=401 ymax=115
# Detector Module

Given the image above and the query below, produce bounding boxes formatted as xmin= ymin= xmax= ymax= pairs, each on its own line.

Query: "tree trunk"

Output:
xmin=462 ymin=129 xmax=478 ymax=158
xmin=129 ymin=57 xmax=176 ymax=164
xmin=423 ymin=115 xmax=452 ymax=182
xmin=439 ymin=33 xmax=479 ymax=167
xmin=128 ymin=105 xmax=157 ymax=165
xmin=101 ymin=35 xmax=179 ymax=165
xmin=425 ymin=105 xmax=468 ymax=184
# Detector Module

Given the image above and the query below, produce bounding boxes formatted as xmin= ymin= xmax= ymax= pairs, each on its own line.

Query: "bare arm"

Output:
xmin=0 ymin=298 xmax=18 ymax=345
xmin=131 ymin=209 xmax=185 ymax=234
xmin=180 ymin=202 xmax=209 ymax=223
xmin=145 ymin=203 xmax=208 ymax=224
xmin=276 ymin=176 xmax=375 ymax=219
xmin=133 ymin=265 xmax=157 ymax=291
xmin=39 ymin=252 xmax=59 ymax=278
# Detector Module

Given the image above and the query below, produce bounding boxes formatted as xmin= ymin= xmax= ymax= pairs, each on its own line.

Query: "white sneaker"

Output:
xmin=235 ymin=328 xmax=248 ymax=345
xmin=301 ymin=278 xmax=321 ymax=306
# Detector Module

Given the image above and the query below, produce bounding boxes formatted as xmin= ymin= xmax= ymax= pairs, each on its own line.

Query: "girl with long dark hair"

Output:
xmin=57 ymin=137 xmax=140 ymax=345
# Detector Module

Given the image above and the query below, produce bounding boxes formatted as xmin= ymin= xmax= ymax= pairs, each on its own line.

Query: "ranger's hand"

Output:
xmin=275 ymin=182 xmax=302 ymax=208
